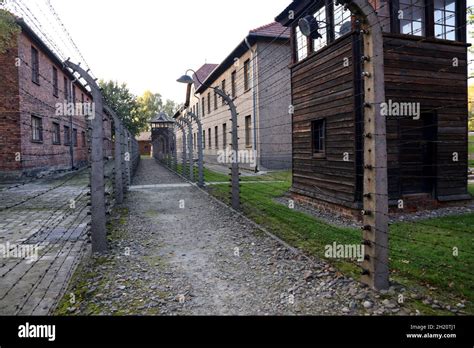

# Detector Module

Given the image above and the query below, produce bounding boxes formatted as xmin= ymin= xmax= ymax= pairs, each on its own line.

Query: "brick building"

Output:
xmin=176 ymin=22 xmax=292 ymax=171
xmin=0 ymin=18 xmax=94 ymax=178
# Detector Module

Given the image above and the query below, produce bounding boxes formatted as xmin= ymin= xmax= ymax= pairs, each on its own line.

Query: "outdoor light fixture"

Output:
xmin=176 ymin=74 xmax=194 ymax=85
xmin=298 ymin=15 xmax=322 ymax=39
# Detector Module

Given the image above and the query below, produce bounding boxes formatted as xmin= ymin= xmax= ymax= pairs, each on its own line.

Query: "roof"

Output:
xmin=275 ymin=0 xmax=314 ymax=27
xmin=195 ymin=22 xmax=290 ymax=94
xmin=249 ymin=22 xmax=290 ymax=38
xmin=193 ymin=64 xmax=218 ymax=90
xmin=150 ymin=112 xmax=174 ymax=123
xmin=136 ymin=132 xmax=151 ymax=142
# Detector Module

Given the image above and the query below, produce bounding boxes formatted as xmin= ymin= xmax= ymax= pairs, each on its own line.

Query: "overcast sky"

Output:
xmin=48 ymin=0 xmax=291 ymax=103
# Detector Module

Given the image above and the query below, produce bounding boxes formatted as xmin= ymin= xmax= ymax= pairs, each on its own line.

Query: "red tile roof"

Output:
xmin=249 ymin=22 xmax=290 ymax=39
xmin=193 ymin=63 xmax=218 ymax=89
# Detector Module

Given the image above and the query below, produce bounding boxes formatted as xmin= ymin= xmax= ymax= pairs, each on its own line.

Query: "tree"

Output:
xmin=99 ymin=80 xmax=146 ymax=136
xmin=136 ymin=90 xmax=180 ymax=131
xmin=0 ymin=10 xmax=20 ymax=54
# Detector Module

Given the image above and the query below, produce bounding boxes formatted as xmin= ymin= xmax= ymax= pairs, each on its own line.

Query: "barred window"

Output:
xmin=312 ymin=119 xmax=326 ymax=154
xmin=31 ymin=116 xmax=42 ymax=142
xmin=52 ymin=122 xmax=60 ymax=144
xmin=296 ymin=26 xmax=308 ymax=62
xmin=31 ymin=47 xmax=39 ymax=84
xmin=313 ymin=5 xmax=328 ymax=51
xmin=333 ymin=0 xmax=352 ymax=39
xmin=434 ymin=0 xmax=456 ymax=40
xmin=64 ymin=125 xmax=71 ymax=145
xmin=399 ymin=0 xmax=425 ymax=36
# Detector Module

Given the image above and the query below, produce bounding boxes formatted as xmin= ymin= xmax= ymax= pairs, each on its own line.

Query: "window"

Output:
xmin=31 ymin=115 xmax=42 ymax=142
xmin=203 ymin=130 xmax=206 ymax=149
xmin=222 ymin=79 xmax=226 ymax=106
xmin=231 ymin=71 xmax=236 ymax=98
xmin=296 ymin=26 xmax=308 ymax=62
xmin=73 ymin=129 xmax=78 ymax=147
xmin=223 ymin=123 xmax=227 ymax=149
xmin=313 ymin=5 xmax=328 ymax=51
xmin=64 ymin=77 xmax=69 ymax=101
xmin=215 ymin=126 xmax=219 ymax=149
xmin=312 ymin=119 xmax=326 ymax=155
xmin=31 ymin=47 xmax=40 ymax=84
xmin=333 ymin=0 xmax=352 ymax=39
xmin=202 ymin=97 xmax=205 ymax=117
xmin=434 ymin=0 xmax=456 ymax=40
xmin=207 ymin=93 xmax=211 ymax=114
xmin=214 ymin=90 xmax=218 ymax=110
xmin=81 ymin=131 xmax=86 ymax=147
xmin=64 ymin=125 xmax=71 ymax=146
xmin=208 ymin=128 xmax=212 ymax=149
xmin=52 ymin=67 xmax=58 ymax=97
xmin=72 ymin=86 xmax=76 ymax=105
xmin=244 ymin=60 xmax=251 ymax=91
xmin=52 ymin=122 xmax=60 ymax=144
xmin=245 ymin=116 xmax=252 ymax=148
xmin=399 ymin=0 xmax=425 ymax=36
xmin=81 ymin=93 xmax=85 ymax=115
xmin=194 ymin=133 xmax=197 ymax=150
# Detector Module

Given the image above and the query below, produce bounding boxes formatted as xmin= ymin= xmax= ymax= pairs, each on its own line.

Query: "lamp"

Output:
xmin=298 ymin=15 xmax=323 ymax=39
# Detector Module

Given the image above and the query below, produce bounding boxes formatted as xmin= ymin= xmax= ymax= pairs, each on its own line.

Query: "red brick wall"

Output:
xmin=15 ymin=31 xmax=91 ymax=175
xmin=0 ymin=36 xmax=22 ymax=174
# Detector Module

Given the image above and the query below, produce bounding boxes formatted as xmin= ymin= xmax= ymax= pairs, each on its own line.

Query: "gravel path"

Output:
xmin=58 ymin=159 xmax=413 ymax=316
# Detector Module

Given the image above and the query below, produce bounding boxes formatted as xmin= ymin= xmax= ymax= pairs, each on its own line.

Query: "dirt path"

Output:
xmin=57 ymin=158 xmax=404 ymax=316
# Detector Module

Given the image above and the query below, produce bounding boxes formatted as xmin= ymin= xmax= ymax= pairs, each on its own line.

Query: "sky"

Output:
xmin=48 ymin=0 xmax=291 ymax=103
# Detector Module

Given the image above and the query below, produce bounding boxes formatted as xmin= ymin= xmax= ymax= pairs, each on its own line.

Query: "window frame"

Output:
xmin=244 ymin=59 xmax=251 ymax=92
xmin=293 ymin=1 xmax=352 ymax=63
xmin=311 ymin=119 xmax=326 ymax=158
xmin=64 ymin=77 xmax=69 ymax=101
xmin=245 ymin=115 xmax=252 ymax=148
xmin=231 ymin=71 xmax=237 ymax=98
xmin=31 ymin=115 xmax=43 ymax=143
xmin=390 ymin=0 xmax=463 ymax=41
xmin=208 ymin=128 xmax=212 ymax=149
xmin=52 ymin=122 xmax=61 ymax=145
xmin=52 ymin=66 xmax=59 ymax=97
xmin=223 ymin=123 xmax=227 ymax=149
xmin=222 ymin=79 xmax=226 ymax=106
xmin=31 ymin=46 xmax=40 ymax=85
xmin=64 ymin=125 xmax=71 ymax=146
xmin=72 ymin=128 xmax=78 ymax=147
xmin=207 ymin=93 xmax=211 ymax=114
xmin=214 ymin=89 xmax=218 ymax=111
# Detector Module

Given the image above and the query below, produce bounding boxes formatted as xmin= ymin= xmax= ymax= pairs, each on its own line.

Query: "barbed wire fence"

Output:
xmin=0 ymin=0 xmax=140 ymax=314
xmin=163 ymin=0 xmax=474 ymax=313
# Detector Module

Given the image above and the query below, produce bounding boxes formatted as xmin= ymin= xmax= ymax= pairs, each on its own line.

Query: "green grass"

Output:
xmin=469 ymin=184 xmax=474 ymax=196
xmin=205 ymin=167 xmax=474 ymax=314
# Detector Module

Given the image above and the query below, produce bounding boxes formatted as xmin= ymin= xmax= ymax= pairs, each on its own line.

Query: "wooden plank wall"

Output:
xmin=291 ymin=34 xmax=358 ymax=208
xmin=383 ymin=34 xmax=469 ymax=200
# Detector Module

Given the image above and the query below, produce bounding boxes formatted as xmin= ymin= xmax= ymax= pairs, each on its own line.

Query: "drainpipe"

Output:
xmin=245 ymin=37 xmax=259 ymax=173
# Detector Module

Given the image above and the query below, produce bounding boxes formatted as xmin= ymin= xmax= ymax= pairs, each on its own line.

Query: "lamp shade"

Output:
xmin=177 ymin=74 xmax=194 ymax=85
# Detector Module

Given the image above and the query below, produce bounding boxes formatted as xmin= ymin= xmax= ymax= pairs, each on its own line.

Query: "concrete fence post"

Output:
xmin=187 ymin=111 xmax=204 ymax=187
xmin=113 ymin=117 xmax=123 ymax=204
xmin=180 ymin=116 xmax=194 ymax=182
xmin=65 ymin=61 xmax=107 ymax=253
xmin=214 ymin=88 xmax=240 ymax=210
xmin=176 ymin=121 xmax=187 ymax=177
xmin=341 ymin=0 xmax=389 ymax=290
